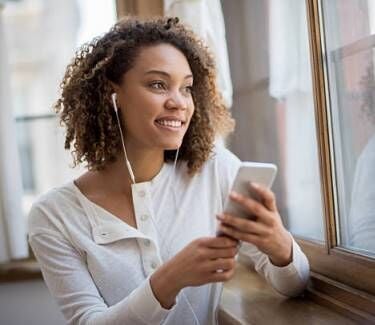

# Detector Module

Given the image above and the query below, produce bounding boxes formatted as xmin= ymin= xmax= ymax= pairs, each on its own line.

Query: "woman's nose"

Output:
xmin=165 ymin=91 xmax=188 ymax=110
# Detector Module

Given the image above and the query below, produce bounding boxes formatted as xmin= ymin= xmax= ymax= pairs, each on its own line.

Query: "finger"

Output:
xmin=207 ymin=246 xmax=238 ymax=259
xmin=229 ymin=191 xmax=273 ymax=225
xmin=250 ymin=182 xmax=277 ymax=212
xmin=208 ymin=257 xmax=235 ymax=272
xmin=210 ymin=268 xmax=235 ymax=283
xmin=216 ymin=214 xmax=269 ymax=236
xmin=218 ymin=223 xmax=261 ymax=245
xmin=199 ymin=236 xmax=238 ymax=249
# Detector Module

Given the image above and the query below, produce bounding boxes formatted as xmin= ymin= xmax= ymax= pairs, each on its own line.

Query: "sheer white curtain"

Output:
xmin=268 ymin=0 xmax=324 ymax=240
xmin=0 ymin=7 xmax=28 ymax=263
xmin=164 ymin=0 xmax=233 ymax=108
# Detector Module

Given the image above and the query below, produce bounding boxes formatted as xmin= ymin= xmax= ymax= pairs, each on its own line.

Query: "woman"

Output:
xmin=28 ymin=17 xmax=309 ymax=325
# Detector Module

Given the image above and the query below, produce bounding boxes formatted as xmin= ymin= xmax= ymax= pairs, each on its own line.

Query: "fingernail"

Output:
xmin=230 ymin=191 xmax=239 ymax=198
xmin=251 ymin=182 xmax=260 ymax=189
xmin=216 ymin=214 xmax=223 ymax=220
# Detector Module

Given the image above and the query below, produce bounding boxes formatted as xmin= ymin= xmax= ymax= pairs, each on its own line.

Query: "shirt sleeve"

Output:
xmin=29 ymin=230 xmax=176 ymax=325
xmin=241 ymin=234 xmax=310 ymax=297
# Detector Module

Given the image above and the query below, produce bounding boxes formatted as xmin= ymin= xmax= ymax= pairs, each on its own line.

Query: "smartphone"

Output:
xmin=221 ymin=162 xmax=277 ymax=222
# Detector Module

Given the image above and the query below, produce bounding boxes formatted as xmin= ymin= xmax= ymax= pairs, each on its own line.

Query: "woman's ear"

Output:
xmin=108 ymin=80 xmax=121 ymax=94
xmin=108 ymin=81 xmax=121 ymax=112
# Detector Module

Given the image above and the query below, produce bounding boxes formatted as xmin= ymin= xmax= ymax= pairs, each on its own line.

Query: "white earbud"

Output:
xmin=111 ymin=93 xmax=118 ymax=112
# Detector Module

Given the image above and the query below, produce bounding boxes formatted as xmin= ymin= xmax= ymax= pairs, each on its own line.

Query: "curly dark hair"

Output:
xmin=55 ymin=16 xmax=234 ymax=174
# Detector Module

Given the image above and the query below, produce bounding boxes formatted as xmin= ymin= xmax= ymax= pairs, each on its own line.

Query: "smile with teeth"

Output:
xmin=155 ymin=120 xmax=183 ymax=128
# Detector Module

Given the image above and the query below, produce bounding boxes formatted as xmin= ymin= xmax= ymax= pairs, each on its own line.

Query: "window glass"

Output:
xmin=3 ymin=0 xmax=117 ymax=212
xmin=222 ymin=0 xmax=325 ymax=241
xmin=322 ymin=0 xmax=375 ymax=257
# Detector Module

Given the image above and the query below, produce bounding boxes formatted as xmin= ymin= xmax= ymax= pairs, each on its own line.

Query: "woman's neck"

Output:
xmin=97 ymin=146 xmax=164 ymax=194
xmin=125 ymin=147 xmax=165 ymax=183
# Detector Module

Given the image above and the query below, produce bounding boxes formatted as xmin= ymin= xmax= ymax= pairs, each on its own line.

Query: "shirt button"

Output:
xmin=151 ymin=262 xmax=158 ymax=269
xmin=144 ymin=239 xmax=151 ymax=247
xmin=138 ymin=190 xmax=146 ymax=197
xmin=140 ymin=214 xmax=149 ymax=221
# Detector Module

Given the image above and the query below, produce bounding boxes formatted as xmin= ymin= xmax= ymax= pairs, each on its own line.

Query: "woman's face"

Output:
xmin=114 ymin=43 xmax=195 ymax=152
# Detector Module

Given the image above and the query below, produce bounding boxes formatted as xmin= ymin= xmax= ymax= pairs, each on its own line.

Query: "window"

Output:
xmin=222 ymin=0 xmax=374 ymax=320
xmin=3 ymin=0 xmax=117 ymax=214
xmin=321 ymin=0 xmax=375 ymax=258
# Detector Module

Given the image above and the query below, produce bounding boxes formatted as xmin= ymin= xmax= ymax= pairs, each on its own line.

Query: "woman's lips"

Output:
xmin=154 ymin=119 xmax=185 ymax=131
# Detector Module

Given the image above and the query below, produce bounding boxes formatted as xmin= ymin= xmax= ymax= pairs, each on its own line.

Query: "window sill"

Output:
xmin=0 ymin=259 xmax=42 ymax=283
xmin=1 ymin=257 xmax=370 ymax=324
xmin=218 ymin=258 xmax=358 ymax=325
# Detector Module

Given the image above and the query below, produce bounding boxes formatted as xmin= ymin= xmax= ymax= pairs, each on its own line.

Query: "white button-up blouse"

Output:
xmin=28 ymin=146 xmax=310 ymax=325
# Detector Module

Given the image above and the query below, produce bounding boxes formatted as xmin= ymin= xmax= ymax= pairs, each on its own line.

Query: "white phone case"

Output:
xmin=223 ymin=162 xmax=278 ymax=220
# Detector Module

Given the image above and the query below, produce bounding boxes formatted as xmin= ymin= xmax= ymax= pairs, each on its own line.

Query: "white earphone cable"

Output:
xmin=112 ymin=93 xmax=136 ymax=184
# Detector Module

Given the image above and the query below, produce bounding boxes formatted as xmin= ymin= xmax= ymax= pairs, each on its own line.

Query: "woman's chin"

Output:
xmin=150 ymin=133 xmax=184 ymax=151
xmin=163 ymin=144 xmax=182 ymax=151
xmin=161 ymin=140 xmax=183 ymax=151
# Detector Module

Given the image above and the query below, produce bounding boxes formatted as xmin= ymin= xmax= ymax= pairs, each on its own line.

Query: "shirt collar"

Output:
xmin=70 ymin=181 xmax=149 ymax=244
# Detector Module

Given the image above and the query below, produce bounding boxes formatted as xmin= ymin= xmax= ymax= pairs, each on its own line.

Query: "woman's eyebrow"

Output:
xmin=144 ymin=69 xmax=193 ymax=80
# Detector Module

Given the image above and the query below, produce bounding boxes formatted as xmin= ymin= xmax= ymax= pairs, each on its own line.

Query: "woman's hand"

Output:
xmin=150 ymin=236 xmax=238 ymax=309
xmin=217 ymin=182 xmax=292 ymax=267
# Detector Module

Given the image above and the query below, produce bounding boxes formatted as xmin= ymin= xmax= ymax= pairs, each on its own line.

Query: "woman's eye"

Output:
xmin=149 ymin=81 xmax=166 ymax=90
xmin=183 ymin=86 xmax=193 ymax=94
